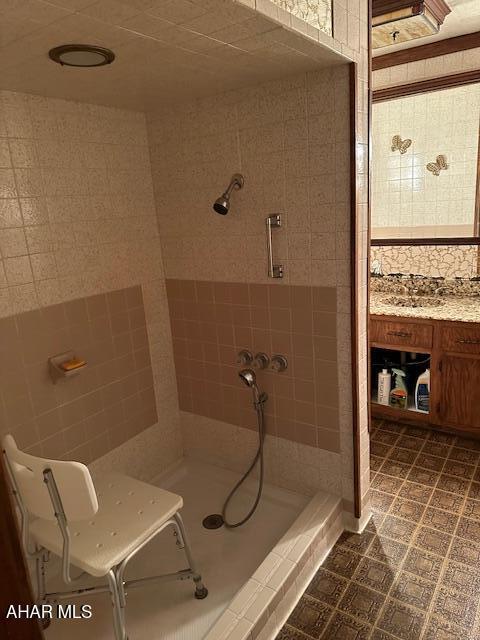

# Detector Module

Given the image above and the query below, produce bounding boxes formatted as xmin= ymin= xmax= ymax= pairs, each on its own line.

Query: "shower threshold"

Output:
xmin=44 ymin=459 xmax=342 ymax=640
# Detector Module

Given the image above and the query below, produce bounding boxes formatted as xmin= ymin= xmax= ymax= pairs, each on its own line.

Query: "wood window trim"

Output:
xmin=373 ymin=68 xmax=480 ymax=101
xmin=371 ymin=237 xmax=480 ymax=246
xmin=372 ymin=30 xmax=480 ymax=70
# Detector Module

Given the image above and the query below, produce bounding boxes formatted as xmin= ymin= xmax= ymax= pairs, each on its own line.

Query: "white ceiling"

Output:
xmin=372 ymin=0 xmax=480 ymax=56
xmin=0 ymin=0 xmax=344 ymax=111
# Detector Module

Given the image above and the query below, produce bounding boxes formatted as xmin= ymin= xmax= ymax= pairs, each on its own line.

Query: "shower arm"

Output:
xmin=223 ymin=174 xmax=243 ymax=197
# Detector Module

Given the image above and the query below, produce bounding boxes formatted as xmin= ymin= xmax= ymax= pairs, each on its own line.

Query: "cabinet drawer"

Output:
xmin=440 ymin=324 xmax=480 ymax=355
xmin=370 ymin=319 xmax=433 ymax=349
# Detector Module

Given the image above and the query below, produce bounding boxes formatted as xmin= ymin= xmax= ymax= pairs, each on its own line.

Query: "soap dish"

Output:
xmin=48 ymin=351 xmax=87 ymax=384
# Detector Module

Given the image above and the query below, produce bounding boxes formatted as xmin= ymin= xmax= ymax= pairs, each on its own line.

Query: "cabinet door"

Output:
xmin=438 ymin=355 xmax=480 ymax=431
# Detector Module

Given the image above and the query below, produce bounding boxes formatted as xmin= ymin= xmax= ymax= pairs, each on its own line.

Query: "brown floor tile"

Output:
xmin=456 ymin=515 xmax=480 ymax=542
xmin=406 ymin=466 xmax=439 ymax=487
xmin=413 ymin=526 xmax=452 ymax=556
xmin=372 ymin=473 xmax=404 ymax=495
xmin=370 ymin=490 xmax=395 ymax=513
xmin=443 ymin=459 xmax=475 ymax=480
xmin=377 ymin=598 xmax=425 ymax=640
xmin=398 ymin=481 xmax=433 ymax=504
xmin=428 ymin=431 xmax=456 ymax=445
xmin=448 ymin=447 xmax=479 ymax=465
xmin=421 ymin=506 xmax=459 ymax=534
xmin=389 ymin=497 xmax=425 ymax=523
xmin=370 ymin=630 xmax=398 ymax=640
xmin=338 ymin=582 xmax=385 ymax=624
xmin=323 ymin=545 xmax=362 ymax=579
xmin=463 ymin=497 xmax=480 ymax=521
xmin=448 ymin=536 xmax=480 ymax=565
xmin=436 ymin=474 xmax=470 ymax=494
xmin=396 ymin=435 xmax=424 ymax=451
xmin=321 ymin=611 xmax=371 ymax=640
xmin=353 ymin=556 xmax=396 ymax=594
xmin=403 ymin=425 xmax=428 ymax=439
xmin=337 ymin=530 xmax=375 ymax=555
xmin=370 ymin=455 xmax=384 ymax=472
xmin=372 ymin=430 xmax=400 ymax=446
xmin=455 ymin=436 xmax=480 ymax=451
xmin=441 ymin=560 xmax=480 ymax=597
xmin=379 ymin=515 xmax=417 ymax=544
xmin=432 ymin=586 xmax=477 ymax=632
xmin=380 ymin=420 xmax=404 ymax=434
xmin=415 ymin=452 xmax=445 ymax=472
xmin=422 ymin=441 xmax=450 ymax=458
xmin=422 ymin=615 xmax=468 ymax=640
xmin=389 ymin=571 xmax=435 ymax=611
xmin=468 ymin=481 xmax=480 ymax=500
xmin=388 ymin=447 xmax=418 ymax=465
xmin=367 ymin=535 xmax=408 ymax=567
xmin=428 ymin=488 xmax=465 ymax=514
xmin=306 ymin=568 xmax=348 ymax=607
xmin=402 ymin=547 xmax=443 ymax=582
xmin=379 ymin=458 xmax=411 ymax=479
xmin=371 ymin=442 xmax=393 ymax=458
xmin=366 ymin=510 xmax=387 ymax=534
xmin=286 ymin=595 xmax=333 ymax=638
xmin=278 ymin=419 xmax=479 ymax=640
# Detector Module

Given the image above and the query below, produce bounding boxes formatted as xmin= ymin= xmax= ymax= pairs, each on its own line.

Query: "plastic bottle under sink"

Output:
xmin=415 ymin=368 xmax=430 ymax=413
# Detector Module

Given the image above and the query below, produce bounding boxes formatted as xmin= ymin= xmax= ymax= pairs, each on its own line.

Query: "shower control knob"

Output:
xmin=236 ymin=350 xmax=253 ymax=366
xmin=253 ymin=353 xmax=270 ymax=370
xmin=270 ymin=355 xmax=288 ymax=373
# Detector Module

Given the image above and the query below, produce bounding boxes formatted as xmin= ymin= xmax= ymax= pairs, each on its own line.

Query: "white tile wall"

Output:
xmin=0 ymin=90 xmax=182 ymax=471
xmin=372 ymin=84 xmax=480 ymax=237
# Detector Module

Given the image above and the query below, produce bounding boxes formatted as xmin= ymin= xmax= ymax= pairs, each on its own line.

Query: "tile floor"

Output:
xmin=277 ymin=419 xmax=480 ymax=640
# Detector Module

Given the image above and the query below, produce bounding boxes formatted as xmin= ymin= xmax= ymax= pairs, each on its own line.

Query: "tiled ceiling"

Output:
xmin=0 ymin=0 xmax=345 ymax=111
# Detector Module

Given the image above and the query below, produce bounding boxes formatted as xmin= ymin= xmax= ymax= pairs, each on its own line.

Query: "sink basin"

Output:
xmin=380 ymin=296 xmax=446 ymax=308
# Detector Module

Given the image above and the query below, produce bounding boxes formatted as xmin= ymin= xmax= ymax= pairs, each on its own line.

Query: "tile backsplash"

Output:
xmin=371 ymin=245 xmax=480 ymax=279
xmin=0 ymin=286 xmax=157 ymax=464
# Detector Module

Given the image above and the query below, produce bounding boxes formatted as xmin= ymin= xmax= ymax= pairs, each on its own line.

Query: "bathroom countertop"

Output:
xmin=370 ymin=292 xmax=480 ymax=323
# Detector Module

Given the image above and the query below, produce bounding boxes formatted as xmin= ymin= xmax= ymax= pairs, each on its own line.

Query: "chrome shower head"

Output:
xmin=239 ymin=368 xmax=264 ymax=406
xmin=213 ymin=173 xmax=244 ymax=215
xmin=239 ymin=368 xmax=256 ymax=388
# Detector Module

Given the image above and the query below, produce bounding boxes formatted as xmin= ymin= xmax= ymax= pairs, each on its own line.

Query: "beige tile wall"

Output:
xmin=0 ymin=91 xmax=181 ymax=471
xmin=0 ymin=286 xmax=158 ymax=463
xmin=147 ymin=54 xmax=370 ymax=512
xmin=372 ymin=84 xmax=480 ymax=238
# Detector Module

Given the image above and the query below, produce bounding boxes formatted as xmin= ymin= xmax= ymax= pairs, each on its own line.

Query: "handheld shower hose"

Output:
xmin=221 ymin=369 xmax=268 ymax=528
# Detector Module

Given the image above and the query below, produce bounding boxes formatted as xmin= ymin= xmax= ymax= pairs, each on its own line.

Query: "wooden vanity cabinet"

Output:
xmin=371 ymin=316 xmax=480 ymax=436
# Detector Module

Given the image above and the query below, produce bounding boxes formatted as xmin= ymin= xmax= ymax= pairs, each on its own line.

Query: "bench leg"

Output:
xmin=173 ymin=513 xmax=208 ymax=600
xmin=107 ymin=570 xmax=128 ymax=640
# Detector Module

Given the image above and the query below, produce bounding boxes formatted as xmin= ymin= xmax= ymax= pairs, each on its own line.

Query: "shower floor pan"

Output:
xmin=45 ymin=459 xmax=342 ymax=640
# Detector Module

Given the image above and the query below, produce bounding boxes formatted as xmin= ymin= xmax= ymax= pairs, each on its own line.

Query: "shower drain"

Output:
xmin=202 ymin=514 xmax=224 ymax=529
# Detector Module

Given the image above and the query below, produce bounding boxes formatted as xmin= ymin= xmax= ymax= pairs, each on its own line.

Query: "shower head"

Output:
xmin=239 ymin=368 xmax=264 ymax=407
xmin=239 ymin=368 xmax=256 ymax=388
xmin=213 ymin=173 xmax=244 ymax=215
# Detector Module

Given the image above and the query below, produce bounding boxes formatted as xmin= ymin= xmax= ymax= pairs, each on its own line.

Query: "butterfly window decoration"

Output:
xmin=391 ymin=135 xmax=412 ymax=154
xmin=426 ymin=155 xmax=448 ymax=176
